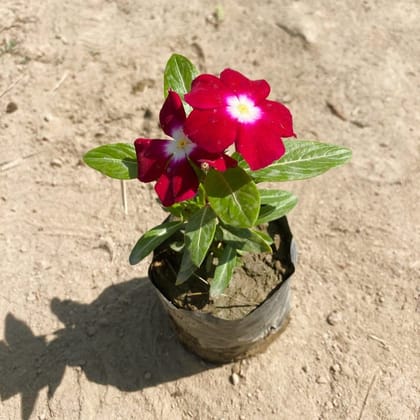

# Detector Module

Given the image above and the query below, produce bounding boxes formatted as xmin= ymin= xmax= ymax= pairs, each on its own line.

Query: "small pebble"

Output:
xmin=316 ymin=375 xmax=328 ymax=384
xmin=340 ymin=363 xmax=353 ymax=377
xmin=324 ymin=401 xmax=333 ymax=410
xmin=144 ymin=371 xmax=152 ymax=380
xmin=230 ymin=372 xmax=240 ymax=386
xmin=330 ymin=363 xmax=341 ymax=374
xmin=282 ymin=94 xmax=293 ymax=103
xmin=50 ymin=159 xmax=63 ymax=168
xmin=232 ymin=362 xmax=242 ymax=376
xmin=38 ymin=260 xmax=50 ymax=270
xmin=26 ymin=293 xmax=36 ymax=302
xmin=86 ymin=325 xmax=97 ymax=337
xmin=326 ymin=310 xmax=342 ymax=326
xmin=6 ymin=102 xmax=18 ymax=113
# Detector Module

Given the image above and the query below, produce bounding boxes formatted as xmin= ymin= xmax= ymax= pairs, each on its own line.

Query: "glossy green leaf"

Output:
xmin=204 ymin=167 xmax=260 ymax=228
xmin=210 ymin=245 xmax=236 ymax=297
xmin=164 ymin=187 xmax=206 ymax=221
xmin=219 ymin=225 xmax=272 ymax=253
xmin=83 ymin=143 xmax=137 ymax=180
xmin=256 ymin=189 xmax=298 ymax=224
xmin=163 ymin=54 xmax=199 ymax=113
xmin=242 ymin=140 xmax=352 ymax=182
xmin=129 ymin=221 xmax=184 ymax=265
xmin=176 ymin=206 xmax=217 ymax=285
xmin=184 ymin=206 xmax=217 ymax=267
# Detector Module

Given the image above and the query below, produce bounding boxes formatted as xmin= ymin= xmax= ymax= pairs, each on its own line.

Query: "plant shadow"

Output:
xmin=0 ymin=278 xmax=212 ymax=420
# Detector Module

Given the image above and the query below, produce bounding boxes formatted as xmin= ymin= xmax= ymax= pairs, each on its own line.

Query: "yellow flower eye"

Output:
xmin=226 ymin=95 xmax=261 ymax=123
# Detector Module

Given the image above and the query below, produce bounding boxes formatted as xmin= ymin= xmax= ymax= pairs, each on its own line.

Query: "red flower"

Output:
xmin=135 ymin=91 xmax=236 ymax=207
xmin=184 ymin=69 xmax=295 ymax=170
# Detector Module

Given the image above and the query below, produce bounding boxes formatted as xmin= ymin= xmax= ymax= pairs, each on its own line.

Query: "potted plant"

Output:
xmin=83 ymin=54 xmax=351 ymax=363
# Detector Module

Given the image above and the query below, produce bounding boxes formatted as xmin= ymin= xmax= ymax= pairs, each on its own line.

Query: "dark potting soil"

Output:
xmin=149 ymin=217 xmax=295 ymax=320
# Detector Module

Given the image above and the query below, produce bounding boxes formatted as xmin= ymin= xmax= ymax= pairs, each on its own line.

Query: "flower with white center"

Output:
xmin=135 ymin=91 xmax=237 ymax=207
xmin=184 ymin=68 xmax=295 ymax=170
xmin=226 ymin=95 xmax=261 ymax=124
xmin=165 ymin=129 xmax=196 ymax=162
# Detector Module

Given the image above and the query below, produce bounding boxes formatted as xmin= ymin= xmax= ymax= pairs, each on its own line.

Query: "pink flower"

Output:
xmin=184 ymin=69 xmax=295 ymax=170
xmin=135 ymin=91 xmax=236 ymax=207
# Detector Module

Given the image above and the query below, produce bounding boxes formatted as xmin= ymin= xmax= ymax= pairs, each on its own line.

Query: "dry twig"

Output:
xmin=358 ymin=371 xmax=378 ymax=420
xmin=51 ymin=71 xmax=69 ymax=92
xmin=367 ymin=334 xmax=390 ymax=350
xmin=0 ymin=76 xmax=24 ymax=98
xmin=0 ymin=152 xmax=39 ymax=172
xmin=120 ymin=180 xmax=128 ymax=214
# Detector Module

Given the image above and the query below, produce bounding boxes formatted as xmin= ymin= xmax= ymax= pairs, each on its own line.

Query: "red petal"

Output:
xmin=190 ymin=149 xmax=238 ymax=171
xmin=260 ymin=100 xmax=295 ymax=138
xmin=220 ymin=69 xmax=270 ymax=103
xmin=236 ymin=119 xmax=286 ymax=171
xmin=184 ymin=109 xmax=237 ymax=154
xmin=235 ymin=99 xmax=294 ymax=170
xmin=155 ymin=160 xmax=198 ymax=206
xmin=159 ymin=91 xmax=186 ymax=137
xmin=134 ymin=138 xmax=170 ymax=182
xmin=184 ymin=74 xmax=230 ymax=109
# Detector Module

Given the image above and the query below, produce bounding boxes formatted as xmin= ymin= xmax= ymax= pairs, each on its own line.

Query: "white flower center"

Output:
xmin=166 ymin=128 xmax=196 ymax=162
xmin=226 ymin=95 xmax=261 ymax=123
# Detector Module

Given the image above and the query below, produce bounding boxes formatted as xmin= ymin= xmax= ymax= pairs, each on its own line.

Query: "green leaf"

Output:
xmin=210 ymin=245 xmax=236 ymax=297
xmin=163 ymin=54 xmax=199 ymax=113
xmin=129 ymin=221 xmax=184 ymax=265
xmin=256 ymin=189 xmax=298 ymax=224
xmin=204 ymin=167 xmax=260 ymax=228
xmin=185 ymin=207 xmax=217 ymax=266
xmin=176 ymin=206 xmax=217 ymax=285
xmin=83 ymin=143 xmax=137 ymax=180
xmin=242 ymin=140 xmax=352 ymax=183
xmin=219 ymin=225 xmax=272 ymax=253
xmin=164 ymin=199 xmax=202 ymax=221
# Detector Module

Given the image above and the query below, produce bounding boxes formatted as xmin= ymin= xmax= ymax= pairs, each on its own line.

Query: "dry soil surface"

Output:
xmin=1 ymin=1 xmax=419 ymax=419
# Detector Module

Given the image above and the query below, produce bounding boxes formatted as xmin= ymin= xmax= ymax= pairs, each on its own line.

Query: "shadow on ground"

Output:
xmin=0 ymin=278 xmax=211 ymax=420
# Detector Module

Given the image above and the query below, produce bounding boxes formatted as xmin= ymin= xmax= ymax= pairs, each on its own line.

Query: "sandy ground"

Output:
xmin=1 ymin=0 xmax=419 ymax=419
